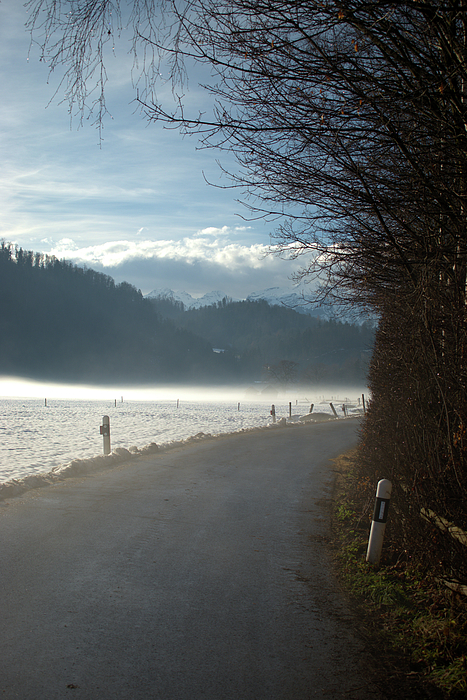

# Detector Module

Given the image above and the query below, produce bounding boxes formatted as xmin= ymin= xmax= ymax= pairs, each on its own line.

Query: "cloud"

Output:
xmin=50 ymin=236 xmax=270 ymax=270
xmin=49 ymin=236 xmax=269 ymax=270
xmin=195 ymin=226 xmax=228 ymax=238
xmin=46 ymin=236 xmax=303 ymax=297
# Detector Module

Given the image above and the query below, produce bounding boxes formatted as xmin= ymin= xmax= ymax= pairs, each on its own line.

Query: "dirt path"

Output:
xmin=0 ymin=420 xmax=381 ymax=699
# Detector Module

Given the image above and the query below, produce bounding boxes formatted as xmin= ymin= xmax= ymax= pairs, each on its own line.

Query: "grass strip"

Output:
xmin=331 ymin=450 xmax=467 ymax=699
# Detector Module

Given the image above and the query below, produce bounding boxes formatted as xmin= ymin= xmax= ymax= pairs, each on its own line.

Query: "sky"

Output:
xmin=0 ymin=3 xmax=311 ymax=299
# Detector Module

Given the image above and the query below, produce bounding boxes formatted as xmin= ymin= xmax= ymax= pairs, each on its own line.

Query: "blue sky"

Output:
xmin=0 ymin=3 xmax=310 ymax=298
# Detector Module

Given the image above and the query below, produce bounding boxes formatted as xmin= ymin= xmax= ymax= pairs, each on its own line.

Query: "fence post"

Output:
xmin=330 ymin=402 xmax=338 ymax=418
xmin=270 ymin=404 xmax=276 ymax=423
xmin=100 ymin=415 xmax=111 ymax=455
xmin=366 ymin=479 xmax=392 ymax=566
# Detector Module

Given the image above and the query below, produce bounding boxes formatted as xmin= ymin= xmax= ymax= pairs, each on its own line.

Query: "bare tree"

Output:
xmin=27 ymin=2 xmax=467 ymax=304
xmin=263 ymin=360 xmax=298 ymax=389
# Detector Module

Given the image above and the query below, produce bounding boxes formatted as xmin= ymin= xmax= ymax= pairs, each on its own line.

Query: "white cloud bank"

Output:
xmin=47 ymin=229 xmax=303 ymax=297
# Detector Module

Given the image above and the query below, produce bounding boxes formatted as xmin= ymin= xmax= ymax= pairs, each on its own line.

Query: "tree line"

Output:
xmin=0 ymin=243 xmax=214 ymax=383
xmin=150 ymin=294 xmax=374 ymax=387
xmin=27 ymin=1 xmax=467 ymax=586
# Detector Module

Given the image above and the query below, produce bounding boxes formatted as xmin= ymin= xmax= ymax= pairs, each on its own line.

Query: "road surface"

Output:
xmin=0 ymin=420 xmax=381 ymax=699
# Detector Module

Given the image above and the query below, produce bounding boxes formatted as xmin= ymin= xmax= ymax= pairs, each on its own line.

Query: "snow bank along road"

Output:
xmin=0 ymin=420 xmax=381 ymax=700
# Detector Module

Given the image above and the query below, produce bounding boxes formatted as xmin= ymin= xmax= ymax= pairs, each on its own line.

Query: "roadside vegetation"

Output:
xmin=332 ymin=450 xmax=467 ymax=700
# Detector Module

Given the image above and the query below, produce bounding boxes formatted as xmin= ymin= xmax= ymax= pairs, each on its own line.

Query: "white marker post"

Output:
xmin=100 ymin=415 xmax=111 ymax=455
xmin=366 ymin=479 xmax=392 ymax=566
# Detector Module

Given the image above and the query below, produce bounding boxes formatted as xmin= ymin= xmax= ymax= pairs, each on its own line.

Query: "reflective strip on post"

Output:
xmin=373 ymin=497 xmax=390 ymax=523
xmin=100 ymin=415 xmax=111 ymax=455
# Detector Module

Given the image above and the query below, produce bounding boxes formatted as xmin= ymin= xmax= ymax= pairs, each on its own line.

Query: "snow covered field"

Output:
xmin=0 ymin=397 xmax=275 ymax=483
xmin=0 ymin=379 xmax=364 ymax=486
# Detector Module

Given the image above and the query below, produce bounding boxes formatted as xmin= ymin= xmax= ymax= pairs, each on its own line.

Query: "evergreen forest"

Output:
xmin=0 ymin=243 xmax=373 ymax=387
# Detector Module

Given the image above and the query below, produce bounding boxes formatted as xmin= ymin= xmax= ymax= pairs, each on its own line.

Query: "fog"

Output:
xmin=0 ymin=376 xmax=367 ymax=405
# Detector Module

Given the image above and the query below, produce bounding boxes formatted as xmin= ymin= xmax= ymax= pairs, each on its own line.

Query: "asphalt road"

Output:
xmin=0 ymin=419 xmax=381 ymax=700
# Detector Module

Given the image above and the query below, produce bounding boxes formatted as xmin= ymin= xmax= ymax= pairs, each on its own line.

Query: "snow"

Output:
xmin=146 ymin=285 xmax=334 ymax=317
xmin=146 ymin=288 xmax=238 ymax=309
xmin=0 ymin=396 xmax=361 ymax=502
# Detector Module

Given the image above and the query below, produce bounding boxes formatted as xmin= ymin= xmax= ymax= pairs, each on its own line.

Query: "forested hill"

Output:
xmin=0 ymin=243 xmax=374 ymax=386
xmin=149 ymin=295 xmax=375 ymax=386
xmin=0 ymin=244 xmax=214 ymax=384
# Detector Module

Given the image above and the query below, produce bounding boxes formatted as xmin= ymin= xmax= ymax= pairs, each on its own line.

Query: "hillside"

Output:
xmin=0 ymin=244 xmax=215 ymax=384
xmin=149 ymin=295 xmax=375 ymax=386
xmin=0 ymin=243 xmax=374 ymax=386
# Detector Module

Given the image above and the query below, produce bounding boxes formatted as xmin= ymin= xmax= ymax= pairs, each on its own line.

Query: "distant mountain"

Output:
xmin=146 ymin=286 xmax=331 ymax=316
xmin=146 ymin=286 xmax=372 ymax=323
xmin=245 ymin=286 xmax=329 ymax=317
xmin=146 ymin=288 xmax=239 ymax=309
xmin=146 ymin=287 xmax=198 ymax=308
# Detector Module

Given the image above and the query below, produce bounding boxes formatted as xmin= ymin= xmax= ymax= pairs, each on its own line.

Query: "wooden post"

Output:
xmin=238 ymin=402 xmax=240 ymax=411
xmin=309 ymin=403 xmax=314 ymax=414
xmin=330 ymin=402 xmax=338 ymax=418
xmin=289 ymin=402 xmax=292 ymax=417
xmin=44 ymin=398 xmax=47 ymax=407
xmin=270 ymin=404 xmax=276 ymax=423
xmin=362 ymin=393 xmax=366 ymax=413
xmin=100 ymin=415 xmax=111 ymax=455
xmin=177 ymin=399 xmax=180 ymax=408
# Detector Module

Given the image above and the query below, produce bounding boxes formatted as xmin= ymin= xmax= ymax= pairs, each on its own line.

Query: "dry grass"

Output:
xmin=330 ymin=449 xmax=467 ymax=700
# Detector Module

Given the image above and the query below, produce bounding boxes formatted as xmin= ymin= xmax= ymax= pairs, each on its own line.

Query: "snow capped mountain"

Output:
xmin=146 ymin=287 xmax=373 ymax=323
xmin=145 ymin=285 xmax=330 ymax=315
xmin=146 ymin=288 xmax=196 ymax=308
xmin=192 ymin=291 xmax=239 ymax=308
xmin=246 ymin=286 xmax=303 ymax=304
xmin=146 ymin=288 xmax=238 ymax=309
xmin=245 ymin=286 xmax=324 ymax=315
